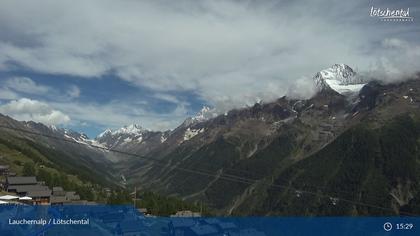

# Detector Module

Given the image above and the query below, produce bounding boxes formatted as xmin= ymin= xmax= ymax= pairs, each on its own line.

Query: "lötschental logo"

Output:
xmin=370 ymin=6 xmax=414 ymax=22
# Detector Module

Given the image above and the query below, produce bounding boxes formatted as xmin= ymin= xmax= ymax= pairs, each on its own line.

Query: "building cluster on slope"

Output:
xmin=0 ymin=171 xmax=86 ymax=205
xmin=170 ymin=210 xmax=202 ymax=217
xmin=0 ymin=165 xmax=269 ymax=235
xmin=3 ymin=176 xmax=84 ymax=205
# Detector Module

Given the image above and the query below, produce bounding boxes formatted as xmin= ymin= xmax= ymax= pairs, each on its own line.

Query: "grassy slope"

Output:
xmin=0 ymin=134 xmax=115 ymax=202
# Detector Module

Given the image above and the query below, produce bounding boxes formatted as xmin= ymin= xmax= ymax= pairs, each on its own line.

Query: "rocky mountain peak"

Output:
xmin=115 ymin=124 xmax=146 ymax=135
xmin=182 ymin=106 xmax=218 ymax=127
xmin=314 ymin=64 xmax=366 ymax=95
xmin=97 ymin=124 xmax=146 ymax=139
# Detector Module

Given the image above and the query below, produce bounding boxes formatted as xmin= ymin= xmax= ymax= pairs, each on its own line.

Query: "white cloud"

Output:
xmin=67 ymin=85 xmax=81 ymax=98
xmin=0 ymin=98 xmax=70 ymax=125
xmin=5 ymin=77 xmax=50 ymax=95
xmin=363 ymin=38 xmax=420 ymax=83
xmin=0 ymin=0 xmax=418 ymax=113
xmin=2 ymin=77 xmax=82 ymax=101
xmin=286 ymin=76 xmax=317 ymax=99
xmin=0 ymin=88 xmax=18 ymax=100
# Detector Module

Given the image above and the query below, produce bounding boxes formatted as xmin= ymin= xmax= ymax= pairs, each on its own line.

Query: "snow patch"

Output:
xmin=183 ymin=128 xmax=204 ymax=141
xmin=97 ymin=129 xmax=112 ymax=138
xmin=49 ymin=125 xmax=58 ymax=131
xmin=90 ymin=140 xmax=107 ymax=149
xmin=160 ymin=134 xmax=167 ymax=143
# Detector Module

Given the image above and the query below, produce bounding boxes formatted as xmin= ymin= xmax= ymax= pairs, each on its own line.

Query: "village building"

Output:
xmin=0 ymin=165 xmax=10 ymax=176
xmin=50 ymin=187 xmax=82 ymax=205
xmin=65 ymin=191 xmax=80 ymax=201
xmin=50 ymin=186 xmax=67 ymax=205
xmin=170 ymin=210 xmax=201 ymax=217
xmin=53 ymin=186 xmax=66 ymax=196
xmin=5 ymin=176 xmax=37 ymax=191
xmin=6 ymin=177 xmax=52 ymax=204
xmin=27 ymin=190 xmax=52 ymax=205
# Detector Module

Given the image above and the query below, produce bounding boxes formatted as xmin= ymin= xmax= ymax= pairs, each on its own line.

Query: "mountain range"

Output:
xmin=1 ymin=64 xmax=419 ymax=216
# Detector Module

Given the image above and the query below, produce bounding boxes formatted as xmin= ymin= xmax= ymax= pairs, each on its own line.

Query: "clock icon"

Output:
xmin=384 ymin=222 xmax=393 ymax=231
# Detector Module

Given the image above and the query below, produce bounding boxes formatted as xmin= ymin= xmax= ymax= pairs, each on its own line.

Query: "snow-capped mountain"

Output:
xmin=41 ymin=125 xmax=105 ymax=148
xmin=95 ymin=124 xmax=149 ymax=148
xmin=63 ymin=129 xmax=89 ymax=143
xmin=314 ymin=64 xmax=366 ymax=95
xmin=93 ymin=124 xmax=172 ymax=158
xmin=97 ymin=124 xmax=146 ymax=139
xmin=29 ymin=123 xmax=88 ymax=144
xmin=37 ymin=65 xmax=368 ymax=156
xmin=182 ymin=106 xmax=218 ymax=126
xmin=193 ymin=106 xmax=218 ymax=122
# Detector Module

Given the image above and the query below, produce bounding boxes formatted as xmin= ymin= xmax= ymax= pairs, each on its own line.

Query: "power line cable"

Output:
xmin=0 ymin=123 xmax=391 ymax=200
xmin=0 ymin=124 xmax=414 ymax=215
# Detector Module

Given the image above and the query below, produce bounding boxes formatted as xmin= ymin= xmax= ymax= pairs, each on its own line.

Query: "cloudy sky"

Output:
xmin=0 ymin=0 xmax=419 ymax=137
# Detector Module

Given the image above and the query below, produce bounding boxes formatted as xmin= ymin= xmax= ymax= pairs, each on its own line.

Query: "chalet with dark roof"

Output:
xmin=6 ymin=176 xmax=37 ymax=190
xmin=28 ymin=190 xmax=52 ymax=205
xmin=6 ymin=176 xmax=51 ymax=204
xmin=52 ymin=186 xmax=66 ymax=196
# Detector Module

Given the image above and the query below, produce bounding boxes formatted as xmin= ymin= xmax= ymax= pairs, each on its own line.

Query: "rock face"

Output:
xmin=353 ymin=81 xmax=383 ymax=111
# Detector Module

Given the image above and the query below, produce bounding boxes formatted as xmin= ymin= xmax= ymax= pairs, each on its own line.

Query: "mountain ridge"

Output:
xmin=1 ymin=64 xmax=419 ymax=216
xmin=120 ymin=76 xmax=420 ymax=215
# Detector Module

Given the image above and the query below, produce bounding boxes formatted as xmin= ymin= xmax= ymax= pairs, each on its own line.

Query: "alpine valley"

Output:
xmin=1 ymin=64 xmax=420 ymax=216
